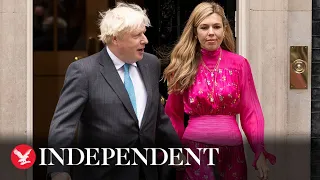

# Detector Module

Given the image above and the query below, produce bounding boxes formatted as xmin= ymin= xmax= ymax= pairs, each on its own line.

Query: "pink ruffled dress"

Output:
xmin=165 ymin=47 xmax=276 ymax=180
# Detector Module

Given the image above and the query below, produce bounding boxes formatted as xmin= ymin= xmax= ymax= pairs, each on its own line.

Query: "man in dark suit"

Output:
xmin=47 ymin=2 xmax=183 ymax=180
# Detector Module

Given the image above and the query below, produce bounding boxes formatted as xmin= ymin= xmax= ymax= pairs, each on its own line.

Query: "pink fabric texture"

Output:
xmin=165 ymin=48 xmax=276 ymax=179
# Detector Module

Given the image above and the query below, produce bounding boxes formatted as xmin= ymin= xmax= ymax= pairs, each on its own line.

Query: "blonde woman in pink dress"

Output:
xmin=163 ymin=2 xmax=276 ymax=180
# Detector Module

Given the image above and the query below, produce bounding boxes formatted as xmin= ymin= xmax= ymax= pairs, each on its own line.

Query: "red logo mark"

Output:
xmin=11 ymin=144 xmax=36 ymax=169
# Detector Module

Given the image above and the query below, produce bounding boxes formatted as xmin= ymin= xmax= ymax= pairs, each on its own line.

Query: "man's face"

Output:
xmin=114 ymin=26 xmax=148 ymax=63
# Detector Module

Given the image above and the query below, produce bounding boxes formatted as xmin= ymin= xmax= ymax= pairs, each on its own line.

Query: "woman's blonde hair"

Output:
xmin=163 ymin=2 xmax=235 ymax=94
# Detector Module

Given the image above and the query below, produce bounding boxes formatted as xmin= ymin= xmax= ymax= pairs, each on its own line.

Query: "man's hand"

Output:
xmin=256 ymin=153 xmax=269 ymax=180
xmin=51 ymin=172 xmax=71 ymax=180
xmin=173 ymin=152 xmax=186 ymax=171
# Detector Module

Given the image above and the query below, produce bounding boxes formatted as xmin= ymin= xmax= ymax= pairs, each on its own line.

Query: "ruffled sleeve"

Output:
xmin=238 ymin=58 xmax=276 ymax=169
xmin=165 ymin=92 xmax=185 ymax=140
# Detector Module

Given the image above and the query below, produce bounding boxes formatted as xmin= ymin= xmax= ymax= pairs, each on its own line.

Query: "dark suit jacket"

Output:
xmin=47 ymin=48 xmax=182 ymax=180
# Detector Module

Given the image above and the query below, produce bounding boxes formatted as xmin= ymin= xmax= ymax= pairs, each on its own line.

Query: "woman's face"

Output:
xmin=196 ymin=13 xmax=225 ymax=51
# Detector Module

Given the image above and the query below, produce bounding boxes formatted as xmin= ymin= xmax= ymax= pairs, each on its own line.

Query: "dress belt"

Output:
xmin=182 ymin=115 xmax=243 ymax=146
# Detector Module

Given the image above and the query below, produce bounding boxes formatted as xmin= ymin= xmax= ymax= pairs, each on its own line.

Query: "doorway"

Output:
xmin=32 ymin=0 xmax=236 ymax=179
xmin=32 ymin=0 xmax=114 ymax=178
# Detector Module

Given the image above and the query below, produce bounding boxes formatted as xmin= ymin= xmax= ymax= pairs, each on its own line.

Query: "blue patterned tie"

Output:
xmin=123 ymin=63 xmax=137 ymax=114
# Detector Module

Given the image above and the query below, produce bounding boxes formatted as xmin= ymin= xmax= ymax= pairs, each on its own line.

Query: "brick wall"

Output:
xmin=312 ymin=0 xmax=320 ymax=179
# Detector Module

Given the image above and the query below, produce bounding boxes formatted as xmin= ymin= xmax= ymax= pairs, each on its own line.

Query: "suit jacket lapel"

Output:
xmin=137 ymin=60 xmax=152 ymax=129
xmin=98 ymin=48 xmax=138 ymax=123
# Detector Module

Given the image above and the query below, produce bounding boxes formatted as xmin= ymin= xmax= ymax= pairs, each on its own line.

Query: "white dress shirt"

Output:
xmin=106 ymin=46 xmax=147 ymax=127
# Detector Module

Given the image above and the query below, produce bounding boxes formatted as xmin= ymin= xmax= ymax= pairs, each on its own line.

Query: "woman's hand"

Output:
xmin=256 ymin=153 xmax=269 ymax=180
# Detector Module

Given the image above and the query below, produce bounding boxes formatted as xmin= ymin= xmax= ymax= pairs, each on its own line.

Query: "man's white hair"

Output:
xmin=98 ymin=2 xmax=151 ymax=44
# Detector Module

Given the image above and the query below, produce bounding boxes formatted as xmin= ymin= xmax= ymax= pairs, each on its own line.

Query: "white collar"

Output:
xmin=106 ymin=46 xmax=137 ymax=70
